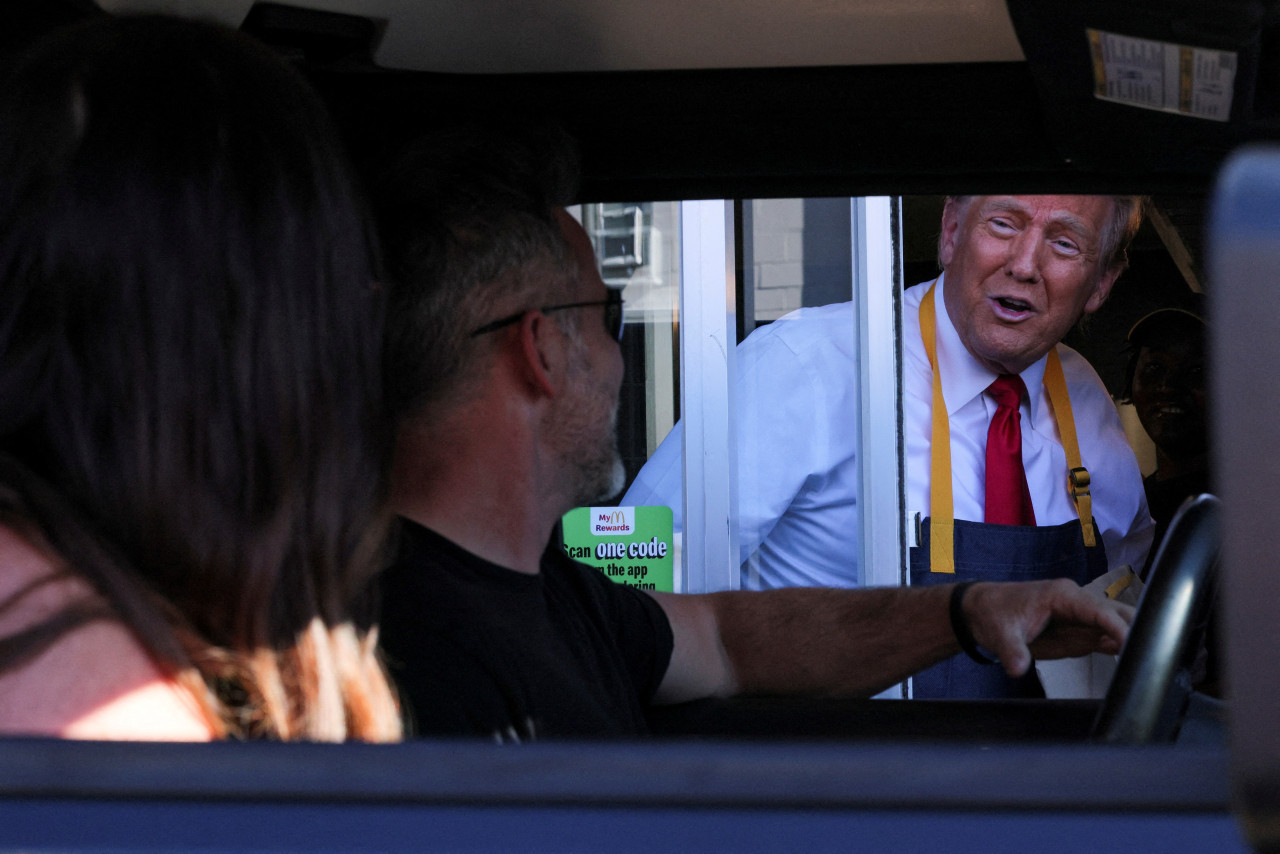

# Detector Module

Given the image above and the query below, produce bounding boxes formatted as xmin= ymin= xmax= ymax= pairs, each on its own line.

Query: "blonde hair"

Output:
xmin=942 ymin=194 xmax=1147 ymax=272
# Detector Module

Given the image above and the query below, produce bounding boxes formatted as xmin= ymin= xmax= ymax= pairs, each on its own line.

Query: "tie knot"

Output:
xmin=987 ymin=374 xmax=1026 ymax=410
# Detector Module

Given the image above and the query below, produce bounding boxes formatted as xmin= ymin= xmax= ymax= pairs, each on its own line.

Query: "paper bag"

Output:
xmin=1035 ymin=565 xmax=1144 ymax=699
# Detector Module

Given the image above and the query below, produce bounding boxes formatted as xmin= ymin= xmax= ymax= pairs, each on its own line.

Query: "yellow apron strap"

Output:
xmin=1104 ymin=567 xmax=1136 ymax=600
xmin=1042 ymin=348 xmax=1097 ymax=547
xmin=920 ymin=282 xmax=955 ymax=574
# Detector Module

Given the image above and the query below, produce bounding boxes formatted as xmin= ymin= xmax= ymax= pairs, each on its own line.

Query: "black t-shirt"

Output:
xmin=378 ymin=519 xmax=675 ymax=740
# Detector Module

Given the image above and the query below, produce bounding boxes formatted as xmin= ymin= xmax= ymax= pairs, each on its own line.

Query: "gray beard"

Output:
xmin=570 ymin=433 xmax=626 ymax=506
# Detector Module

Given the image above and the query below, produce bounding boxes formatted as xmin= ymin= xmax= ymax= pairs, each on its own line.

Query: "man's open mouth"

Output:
xmin=995 ymin=297 xmax=1032 ymax=313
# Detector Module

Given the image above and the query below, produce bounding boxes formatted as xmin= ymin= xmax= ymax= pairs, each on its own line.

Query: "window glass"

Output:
xmin=577 ymin=194 xmax=1205 ymax=593
xmin=579 ymin=200 xmax=682 ymax=495
xmin=577 ymin=199 xmax=885 ymax=597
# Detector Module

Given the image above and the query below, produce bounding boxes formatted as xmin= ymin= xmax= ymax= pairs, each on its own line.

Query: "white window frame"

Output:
xmin=678 ymin=200 xmax=739 ymax=593
xmin=852 ymin=196 xmax=904 ymax=590
xmin=677 ymin=197 xmax=902 ymax=601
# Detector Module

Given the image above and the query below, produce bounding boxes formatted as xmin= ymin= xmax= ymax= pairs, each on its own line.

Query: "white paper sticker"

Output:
xmin=1087 ymin=28 xmax=1237 ymax=122
xmin=1036 ymin=565 xmax=1144 ymax=699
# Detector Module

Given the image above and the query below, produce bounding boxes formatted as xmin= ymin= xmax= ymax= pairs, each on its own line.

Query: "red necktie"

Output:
xmin=984 ymin=374 xmax=1036 ymax=526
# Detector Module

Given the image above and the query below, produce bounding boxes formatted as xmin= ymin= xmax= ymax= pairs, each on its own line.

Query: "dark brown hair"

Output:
xmin=374 ymin=126 xmax=581 ymax=422
xmin=0 ymin=14 xmax=400 ymax=740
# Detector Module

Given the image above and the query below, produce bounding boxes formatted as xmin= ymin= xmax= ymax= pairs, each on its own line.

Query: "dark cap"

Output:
xmin=1127 ymin=302 xmax=1205 ymax=347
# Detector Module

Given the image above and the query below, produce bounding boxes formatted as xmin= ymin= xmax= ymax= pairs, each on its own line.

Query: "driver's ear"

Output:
xmin=512 ymin=309 xmax=563 ymax=398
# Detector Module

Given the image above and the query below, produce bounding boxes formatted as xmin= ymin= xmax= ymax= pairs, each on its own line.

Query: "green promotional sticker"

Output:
xmin=561 ymin=505 xmax=675 ymax=592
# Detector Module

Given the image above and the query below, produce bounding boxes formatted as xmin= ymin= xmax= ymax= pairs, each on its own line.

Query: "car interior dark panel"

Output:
xmin=11 ymin=1 xmax=1274 ymax=196
xmin=646 ymin=696 xmax=1100 ymax=742
xmin=234 ymin=1 xmax=1268 ymax=199
xmin=1008 ymin=0 xmax=1280 ymax=174
xmin=1208 ymin=148 xmax=1280 ymax=854
xmin=312 ymin=63 xmax=1074 ymax=202
xmin=0 ymin=736 xmax=1232 ymax=812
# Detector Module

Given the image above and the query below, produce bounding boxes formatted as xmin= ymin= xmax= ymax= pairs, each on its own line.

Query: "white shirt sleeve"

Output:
xmin=623 ymin=304 xmax=861 ymax=589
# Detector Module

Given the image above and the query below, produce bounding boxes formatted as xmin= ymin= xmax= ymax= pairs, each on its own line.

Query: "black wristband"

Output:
xmin=949 ymin=582 xmax=996 ymax=665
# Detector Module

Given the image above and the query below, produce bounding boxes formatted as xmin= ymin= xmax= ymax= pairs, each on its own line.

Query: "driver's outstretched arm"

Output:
xmin=647 ymin=580 xmax=1133 ymax=704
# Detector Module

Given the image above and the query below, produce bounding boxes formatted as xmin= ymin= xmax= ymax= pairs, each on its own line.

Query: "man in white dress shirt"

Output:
xmin=624 ymin=195 xmax=1153 ymax=696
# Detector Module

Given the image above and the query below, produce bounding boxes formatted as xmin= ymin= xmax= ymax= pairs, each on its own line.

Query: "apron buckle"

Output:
xmin=1069 ymin=466 xmax=1091 ymax=498
xmin=1068 ymin=467 xmax=1098 ymax=548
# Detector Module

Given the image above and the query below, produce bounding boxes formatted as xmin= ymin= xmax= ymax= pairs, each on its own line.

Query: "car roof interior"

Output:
xmin=14 ymin=0 xmax=1280 ymax=205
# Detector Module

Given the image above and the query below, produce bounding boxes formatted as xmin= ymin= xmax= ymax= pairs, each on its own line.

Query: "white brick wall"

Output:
xmin=747 ymin=198 xmax=806 ymax=322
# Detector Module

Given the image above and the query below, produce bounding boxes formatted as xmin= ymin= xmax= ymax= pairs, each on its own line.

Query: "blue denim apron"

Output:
xmin=909 ymin=518 xmax=1108 ymax=697
xmin=912 ymin=282 xmax=1108 ymax=698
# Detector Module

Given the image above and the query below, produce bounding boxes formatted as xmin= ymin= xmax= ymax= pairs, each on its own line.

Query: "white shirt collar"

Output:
xmin=934 ymin=272 xmax=1049 ymax=421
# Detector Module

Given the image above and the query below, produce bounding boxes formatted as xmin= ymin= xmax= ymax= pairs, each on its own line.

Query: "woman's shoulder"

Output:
xmin=0 ymin=523 xmax=80 ymax=637
xmin=0 ymin=524 xmax=214 ymax=741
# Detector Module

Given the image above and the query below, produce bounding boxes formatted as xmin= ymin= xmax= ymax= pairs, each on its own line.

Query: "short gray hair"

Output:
xmin=373 ymin=127 xmax=582 ymax=421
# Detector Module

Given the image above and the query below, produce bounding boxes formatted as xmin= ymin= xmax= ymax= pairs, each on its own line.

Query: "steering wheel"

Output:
xmin=1091 ymin=493 xmax=1221 ymax=744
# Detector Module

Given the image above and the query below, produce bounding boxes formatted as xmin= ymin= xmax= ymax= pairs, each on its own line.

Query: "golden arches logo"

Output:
xmin=597 ymin=509 xmax=627 ymax=525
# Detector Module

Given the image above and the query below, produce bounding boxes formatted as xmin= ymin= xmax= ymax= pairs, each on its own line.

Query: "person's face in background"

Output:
xmin=1131 ymin=330 xmax=1208 ymax=462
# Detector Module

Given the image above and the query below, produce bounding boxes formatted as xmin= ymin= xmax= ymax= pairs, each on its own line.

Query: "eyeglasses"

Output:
xmin=469 ymin=289 xmax=625 ymax=342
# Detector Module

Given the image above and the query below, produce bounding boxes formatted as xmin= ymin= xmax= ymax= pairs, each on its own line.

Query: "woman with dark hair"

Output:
xmin=0 ymin=14 xmax=401 ymax=740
